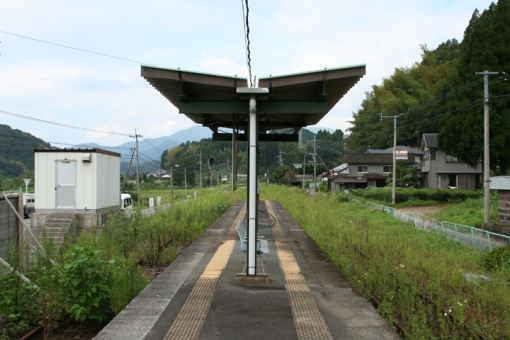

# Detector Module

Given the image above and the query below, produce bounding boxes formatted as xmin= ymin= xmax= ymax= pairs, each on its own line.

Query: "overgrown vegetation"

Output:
xmin=352 ymin=187 xmax=483 ymax=204
xmin=426 ymin=194 xmax=499 ymax=227
xmin=0 ymin=188 xmax=242 ymax=338
xmin=262 ymin=184 xmax=510 ymax=339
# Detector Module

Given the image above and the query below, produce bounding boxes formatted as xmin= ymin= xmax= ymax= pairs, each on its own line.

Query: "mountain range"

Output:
xmin=80 ymin=125 xmax=334 ymax=175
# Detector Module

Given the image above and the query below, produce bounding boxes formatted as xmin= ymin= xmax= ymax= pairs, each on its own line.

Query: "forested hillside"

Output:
xmin=0 ymin=124 xmax=50 ymax=177
xmin=346 ymin=0 xmax=510 ymax=174
xmin=159 ymin=128 xmax=345 ymax=186
xmin=346 ymin=39 xmax=461 ymax=151
xmin=438 ymin=1 xmax=510 ymax=174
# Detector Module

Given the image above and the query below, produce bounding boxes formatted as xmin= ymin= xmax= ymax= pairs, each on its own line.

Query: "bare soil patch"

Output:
xmin=399 ymin=205 xmax=446 ymax=216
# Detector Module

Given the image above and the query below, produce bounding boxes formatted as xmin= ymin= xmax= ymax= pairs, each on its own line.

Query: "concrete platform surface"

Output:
xmin=94 ymin=200 xmax=399 ymax=340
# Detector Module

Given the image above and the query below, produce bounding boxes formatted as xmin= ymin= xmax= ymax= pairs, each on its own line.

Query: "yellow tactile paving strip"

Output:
xmin=163 ymin=204 xmax=246 ymax=340
xmin=266 ymin=201 xmax=334 ymax=340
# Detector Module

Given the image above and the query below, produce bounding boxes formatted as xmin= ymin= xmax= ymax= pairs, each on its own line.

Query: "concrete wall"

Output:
xmin=497 ymin=190 xmax=510 ymax=225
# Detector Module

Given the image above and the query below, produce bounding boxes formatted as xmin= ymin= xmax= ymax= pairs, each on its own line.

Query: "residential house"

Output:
xmin=330 ymin=152 xmax=415 ymax=192
xmin=421 ymin=133 xmax=481 ymax=189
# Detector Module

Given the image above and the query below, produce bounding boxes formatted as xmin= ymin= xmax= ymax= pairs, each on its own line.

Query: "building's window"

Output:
xmin=448 ymin=175 xmax=457 ymax=188
xmin=383 ymin=165 xmax=393 ymax=173
xmin=357 ymin=165 xmax=368 ymax=173
xmin=445 ymin=154 xmax=459 ymax=162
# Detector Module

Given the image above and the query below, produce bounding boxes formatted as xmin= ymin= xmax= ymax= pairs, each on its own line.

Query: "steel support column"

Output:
xmin=247 ymin=95 xmax=258 ymax=275
xmin=232 ymin=115 xmax=238 ymax=191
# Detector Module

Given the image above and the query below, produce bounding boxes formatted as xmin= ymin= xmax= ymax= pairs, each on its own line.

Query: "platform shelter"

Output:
xmin=141 ymin=64 xmax=365 ymax=276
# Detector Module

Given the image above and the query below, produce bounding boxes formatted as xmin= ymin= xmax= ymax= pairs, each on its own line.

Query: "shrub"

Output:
xmin=482 ymin=245 xmax=510 ymax=271
xmin=351 ymin=187 xmax=483 ymax=204
xmin=58 ymin=245 xmax=114 ymax=324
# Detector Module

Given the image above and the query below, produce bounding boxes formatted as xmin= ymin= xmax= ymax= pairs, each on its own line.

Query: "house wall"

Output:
xmin=423 ymin=149 xmax=480 ymax=189
xmin=349 ymin=164 xmax=393 ymax=177
xmin=96 ymin=153 xmax=120 ymax=208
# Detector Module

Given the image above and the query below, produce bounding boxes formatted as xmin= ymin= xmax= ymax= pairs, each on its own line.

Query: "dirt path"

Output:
xmin=399 ymin=205 xmax=446 ymax=216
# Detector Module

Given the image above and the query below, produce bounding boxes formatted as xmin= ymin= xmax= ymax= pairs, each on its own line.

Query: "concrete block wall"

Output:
xmin=498 ymin=190 xmax=510 ymax=224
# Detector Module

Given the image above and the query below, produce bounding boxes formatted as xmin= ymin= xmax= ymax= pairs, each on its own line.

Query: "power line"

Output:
xmin=0 ymin=109 xmax=132 ymax=136
xmin=0 ymin=30 xmax=144 ymax=64
xmin=241 ymin=0 xmax=253 ymax=87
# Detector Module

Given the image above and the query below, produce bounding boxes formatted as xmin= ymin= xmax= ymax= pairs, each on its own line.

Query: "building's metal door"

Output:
xmin=56 ymin=162 xmax=76 ymax=209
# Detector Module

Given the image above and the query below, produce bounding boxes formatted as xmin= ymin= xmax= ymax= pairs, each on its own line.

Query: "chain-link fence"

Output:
xmin=351 ymin=200 xmax=510 ymax=250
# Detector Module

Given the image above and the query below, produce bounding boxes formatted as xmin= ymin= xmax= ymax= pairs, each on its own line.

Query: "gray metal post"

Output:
xmin=247 ymin=95 xmax=257 ymax=275
xmin=232 ymin=126 xmax=238 ymax=191
xmin=392 ymin=117 xmax=397 ymax=204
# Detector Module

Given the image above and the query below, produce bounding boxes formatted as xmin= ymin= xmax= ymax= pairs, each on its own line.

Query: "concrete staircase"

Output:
xmin=32 ymin=213 xmax=76 ymax=247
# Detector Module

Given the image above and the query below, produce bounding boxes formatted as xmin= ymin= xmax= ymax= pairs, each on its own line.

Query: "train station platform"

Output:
xmin=94 ymin=200 xmax=398 ymax=340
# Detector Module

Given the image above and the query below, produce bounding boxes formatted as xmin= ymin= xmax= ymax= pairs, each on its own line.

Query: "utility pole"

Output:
xmin=171 ymin=164 xmax=179 ymax=202
xmin=121 ymin=148 xmax=135 ymax=192
xmin=227 ymin=158 xmax=231 ymax=182
xmin=279 ymin=151 xmax=285 ymax=166
xmin=184 ymin=167 xmax=187 ymax=196
xmin=381 ymin=114 xmax=398 ymax=205
xmin=303 ymin=154 xmax=306 ymax=191
xmin=199 ymin=151 xmax=203 ymax=189
xmin=476 ymin=71 xmax=499 ymax=225
xmin=313 ymin=136 xmax=317 ymax=193
xmin=131 ymin=130 xmax=143 ymax=204
xmin=209 ymin=155 xmax=214 ymax=187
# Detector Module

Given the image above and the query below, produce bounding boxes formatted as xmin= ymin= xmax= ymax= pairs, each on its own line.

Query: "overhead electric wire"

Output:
xmin=396 ymin=92 xmax=510 ymax=133
xmin=241 ymin=0 xmax=253 ymax=87
xmin=0 ymin=30 xmax=144 ymax=64
xmin=0 ymin=109 xmax=132 ymax=136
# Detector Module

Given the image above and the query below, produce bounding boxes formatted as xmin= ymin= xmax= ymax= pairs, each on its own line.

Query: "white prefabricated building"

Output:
xmin=34 ymin=148 xmax=121 ymax=213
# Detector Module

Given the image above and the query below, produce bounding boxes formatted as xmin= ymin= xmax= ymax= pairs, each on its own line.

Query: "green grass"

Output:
xmin=427 ymin=197 xmax=499 ymax=228
xmin=350 ymin=188 xmax=499 ymax=228
xmin=261 ymin=184 xmax=510 ymax=339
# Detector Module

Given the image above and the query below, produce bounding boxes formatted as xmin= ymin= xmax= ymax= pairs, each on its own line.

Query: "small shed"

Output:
xmin=34 ymin=148 xmax=121 ymax=213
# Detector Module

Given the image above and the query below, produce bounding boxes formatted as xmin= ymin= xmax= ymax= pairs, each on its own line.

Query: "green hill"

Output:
xmin=0 ymin=124 xmax=51 ymax=178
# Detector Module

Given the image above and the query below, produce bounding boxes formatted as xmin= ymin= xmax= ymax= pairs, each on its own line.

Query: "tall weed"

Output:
xmin=261 ymin=184 xmax=510 ymax=339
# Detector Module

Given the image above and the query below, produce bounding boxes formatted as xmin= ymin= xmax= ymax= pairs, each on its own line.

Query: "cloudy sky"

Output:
xmin=0 ymin=0 xmax=493 ymax=147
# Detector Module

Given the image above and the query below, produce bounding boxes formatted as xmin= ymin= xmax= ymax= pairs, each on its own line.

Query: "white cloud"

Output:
xmin=200 ymin=53 xmax=248 ymax=77
xmin=0 ymin=0 xmax=494 ymax=146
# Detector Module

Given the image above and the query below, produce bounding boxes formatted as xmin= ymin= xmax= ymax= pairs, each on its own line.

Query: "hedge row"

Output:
xmin=351 ymin=187 xmax=483 ymax=203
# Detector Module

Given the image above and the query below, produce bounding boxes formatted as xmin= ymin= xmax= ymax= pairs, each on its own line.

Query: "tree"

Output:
xmin=273 ymin=165 xmax=294 ymax=185
xmin=282 ymin=170 xmax=297 ymax=186
xmin=438 ymin=1 xmax=510 ymax=174
xmin=346 ymin=40 xmax=460 ymax=151
xmin=385 ymin=164 xmax=421 ymax=188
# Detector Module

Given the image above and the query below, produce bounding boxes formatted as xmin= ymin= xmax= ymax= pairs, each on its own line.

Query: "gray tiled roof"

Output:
xmin=367 ymin=145 xmax=423 ymax=155
xmin=346 ymin=153 xmax=415 ymax=164
xmin=422 ymin=133 xmax=438 ymax=149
